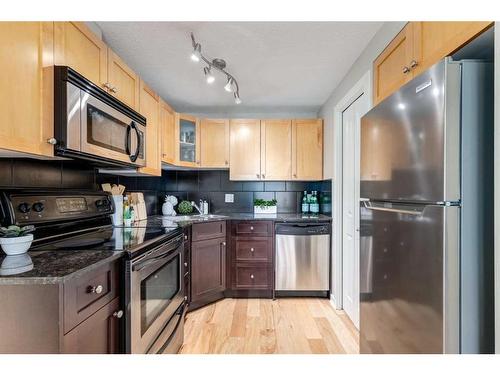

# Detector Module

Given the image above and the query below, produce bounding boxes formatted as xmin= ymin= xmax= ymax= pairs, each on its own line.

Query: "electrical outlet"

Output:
xmin=225 ymin=193 xmax=234 ymax=203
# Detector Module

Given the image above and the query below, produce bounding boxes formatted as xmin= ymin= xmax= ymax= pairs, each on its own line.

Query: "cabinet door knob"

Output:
xmin=222 ymin=242 xmax=226 ymax=246
xmin=88 ymin=285 xmax=103 ymax=294
xmin=256 ymin=174 xmax=260 ymax=179
xmin=250 ymin=226 xmax=254 ymax=230
xmin=103 ymin=82 xmax=111 ymax=90
xmin=262 ymin=174 xmax=265 ymax=179
xmin=402 ymin=66 xmax=410 ymax=74
xmin=184 ymin=262 xmax=188 ymax=267
xmin=250 ymin=247 xmax=255 ymax=252
xmin=250 ymin=274 xmax=254 ymax=279
xmin=184 ymin=235 xmax=188 ymax=240
xmin=409 ymin=60 xmax=418 ymax=69
xmin=113 ymin=310 xmax=124 ymax=319
xmin=293 ymin=174 xmax=297 ymax=178
xmin=110 ymin=86 xmax=118 ymax=93
xmin=47 ymin=138 xmax=58 ymax=145
xmin=225 ymin=160 xmax=229 ymax=165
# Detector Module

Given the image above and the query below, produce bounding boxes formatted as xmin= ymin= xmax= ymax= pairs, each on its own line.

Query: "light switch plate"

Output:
xmin=225 ymin=193 xmax=234 ymax=203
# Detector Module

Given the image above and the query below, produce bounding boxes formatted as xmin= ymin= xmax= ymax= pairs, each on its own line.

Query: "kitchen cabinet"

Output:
xmin=62 ymin=298 xmax=121 ymax=354
xmin=261 ymin=120 xmax=292 ymax=180
xmin=228 ymin=221 xmax=274 ymax=298
xmin=373 ymin=23 xmax=414 ymax=105
xmin=54 ymin=22 xmax=108 ymax=88
xmin=0 ymin=22 xmax=54 ymax=157
xmin=229 ymin=119 xmax=262 ymax=180
xmin=107 ymin=49 xmax=140 ymax=110
xmin=200 ymin=118 xmax=230 ymax=168
xmin=412 ymin=22 xmax=493 ymax=75
xmin=190 ymin=222 xmax=227 ymax=310
xmin=292 ymin=119 xmax=323 ymax=180
xmin=373 ymin=21 xmax=492 ymax=104
xmin=0 ymin=259 xmax=123 ymax=354
xmin=175 ymin=113 xmax=200 ymax=168
xmin=160 ymin=99 xmax=176 ymax=165
xmin=139 ymin=80 xmax=162 ymax=176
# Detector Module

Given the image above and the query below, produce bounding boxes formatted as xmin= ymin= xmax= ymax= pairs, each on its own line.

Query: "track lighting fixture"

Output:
xmin=204 ymin=67 xmax=215 ymax=84
xmin=190 ymin=32 xmax=241 ymax=103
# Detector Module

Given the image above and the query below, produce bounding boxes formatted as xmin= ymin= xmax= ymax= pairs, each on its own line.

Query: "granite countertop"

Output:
xmin=152 ymin=212 xmax=332 ymax=226
xmin=0 ymin=250 xmax=124 ymax=285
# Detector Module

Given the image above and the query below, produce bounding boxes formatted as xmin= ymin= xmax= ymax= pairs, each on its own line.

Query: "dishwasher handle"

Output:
xmin=275 ymin=223 xmax=331 ymax=235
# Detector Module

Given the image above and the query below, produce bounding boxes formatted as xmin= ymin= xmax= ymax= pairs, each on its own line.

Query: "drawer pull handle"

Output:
xmin=113 ymin=310 xmax=123 ymax=319
xmin=250 ymin=248 xmax=255 ymax=252
xmin=250 ymin=226 xmax=254 ymax=230
xmin=88 ymin=285 xmax=103 ymax=294
xmin=402 ymin=66 xmax=410 ymax=74
xmin=250 ymin=274 xmax=254 ymax=279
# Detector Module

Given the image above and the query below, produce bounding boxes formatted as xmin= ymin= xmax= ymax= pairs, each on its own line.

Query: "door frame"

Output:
xmin=331 ymin=70 xmax=372 ymax=312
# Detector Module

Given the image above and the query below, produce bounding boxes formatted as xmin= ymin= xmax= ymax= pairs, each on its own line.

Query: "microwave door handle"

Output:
xmin=130 ymin=121 xmax=141 ymax=162
xmin=125 ymin=123 xmax=132 ymax=156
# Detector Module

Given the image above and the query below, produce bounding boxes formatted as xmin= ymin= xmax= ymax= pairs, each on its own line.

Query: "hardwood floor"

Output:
xmin=180 ymin=298 xmax=359 ymax=354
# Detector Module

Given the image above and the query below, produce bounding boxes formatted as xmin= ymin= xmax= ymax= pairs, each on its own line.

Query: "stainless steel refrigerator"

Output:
xmin=359 ymin=58 xmax=494 ymax=354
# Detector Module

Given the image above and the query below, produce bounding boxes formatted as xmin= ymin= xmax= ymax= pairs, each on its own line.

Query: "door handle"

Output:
xmin=129 ymin=121 xmax=141 ymax=162
xmin=362 ymin=201 xmax=423 ymax=216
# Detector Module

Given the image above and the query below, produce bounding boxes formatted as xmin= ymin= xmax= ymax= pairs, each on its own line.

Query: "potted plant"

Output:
xmin=254 ymin=199 xmax=278 ymax=214
xmin=0 ymin=225 xmax=35 ymax=256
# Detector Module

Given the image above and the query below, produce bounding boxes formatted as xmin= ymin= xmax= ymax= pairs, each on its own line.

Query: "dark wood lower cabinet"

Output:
xmin=190 ymin=223 xmax=227 ymax=310
xmin=62 ymin=297 xmax=122 ymax=354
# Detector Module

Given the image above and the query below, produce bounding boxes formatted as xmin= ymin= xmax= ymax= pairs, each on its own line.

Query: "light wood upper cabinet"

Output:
xmin=229 ymin=119 xmax=262 ymax=180
xmin=107 ymin=49 xmax=140 ymax=110
xmin=373 ymin=21 xmax=492 ymax=105
xmin=373 ymin=23 xmax=414 ymax=105
xmin=412 ymin=21 xmax=493 ymax=75
xmin=160 ymin=100 xmax=176 ymax=165
xmin=292 ymin=119 xmax=323 ymax=181
xmin=260 ymin=120 xmax=292 ymax=180
xmin=175 ymin=113 xmax=200 ymax=168
xmin=138 ymin=80 xmax=161 ymax=176
xmin=54 ymin=22 xmax=108 ymax=88
xmin=200 ymin=119 xmax=230 ymax=168
xmin=0 ymin=22 xmax=54 ymax=157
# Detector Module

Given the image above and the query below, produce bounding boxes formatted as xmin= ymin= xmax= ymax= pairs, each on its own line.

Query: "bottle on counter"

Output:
xmin=301 ymin=191 xmax=309 ymax=214
xmin=203 ymin=200 xmax=209 ymax=215
xmin=310 ymin=191 xmax=320 ymax=214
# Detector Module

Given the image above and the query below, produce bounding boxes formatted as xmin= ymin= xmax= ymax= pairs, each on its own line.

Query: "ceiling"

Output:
xmin=96 ymin=22 xmax=383 ymax=115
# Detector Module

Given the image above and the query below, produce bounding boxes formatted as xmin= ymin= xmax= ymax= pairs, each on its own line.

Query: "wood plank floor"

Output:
xmin=180 ymin=298 xmax=359 ymax=354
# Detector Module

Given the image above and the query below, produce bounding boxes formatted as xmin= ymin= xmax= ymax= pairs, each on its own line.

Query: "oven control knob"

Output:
xmin=18 ymin=202 xmax=31 ymax=213
xmin=32 ymin=202 xmax=44 ymax=212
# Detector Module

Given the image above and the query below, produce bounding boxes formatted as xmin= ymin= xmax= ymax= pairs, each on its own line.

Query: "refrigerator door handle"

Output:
xmin=362 ymin=201 xmax=424 ymax=216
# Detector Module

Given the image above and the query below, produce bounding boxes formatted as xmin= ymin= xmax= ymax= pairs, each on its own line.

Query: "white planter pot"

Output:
xmin=254 ymin=206 xmax=277 ymax=214
xmin=0 ymin=234 xmax=34 ymax=256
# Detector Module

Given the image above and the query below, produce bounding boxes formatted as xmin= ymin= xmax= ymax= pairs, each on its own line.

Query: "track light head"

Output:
xmin=204 ymin=67 xmax=215 ymax=84
xmin=224 ymin=78 xmax=235 ymax=92
xmin=234 ymin=92 xmax=242 ymax=104
xmin=190 ymin=43 xmax=201 ymax=62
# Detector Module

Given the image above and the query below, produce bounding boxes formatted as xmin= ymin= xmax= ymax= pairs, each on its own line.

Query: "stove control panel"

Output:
xmin=10 ymin=194 xmax=114 ymax=224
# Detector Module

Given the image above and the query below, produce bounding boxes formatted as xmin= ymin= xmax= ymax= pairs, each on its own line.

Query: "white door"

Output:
xmin=341 ymin=93 xmax=367 ymax=329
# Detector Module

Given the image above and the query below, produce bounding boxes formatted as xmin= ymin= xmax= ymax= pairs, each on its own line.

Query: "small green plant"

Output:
xmin=177 ymin=200 xmax=194 ymax=215
xmin=254 ymin=199 xmax=277 ymax=207
xmin=0 ymin=225 xmax=35 ymax=238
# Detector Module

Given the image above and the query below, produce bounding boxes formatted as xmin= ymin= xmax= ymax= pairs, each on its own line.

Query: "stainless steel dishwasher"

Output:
xmin=275 ymin=222 xmax=331 ymax=297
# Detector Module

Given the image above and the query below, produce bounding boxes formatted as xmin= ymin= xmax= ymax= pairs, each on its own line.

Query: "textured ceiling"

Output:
xmin=96 ymin=22 xmax=383 ymax=115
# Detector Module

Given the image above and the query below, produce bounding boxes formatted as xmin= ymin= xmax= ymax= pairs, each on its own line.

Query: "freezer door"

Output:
xmin=359 ymin=201 xmax=459 ymax=354
xmin=360 ymin=59 xmax=461 ymax=203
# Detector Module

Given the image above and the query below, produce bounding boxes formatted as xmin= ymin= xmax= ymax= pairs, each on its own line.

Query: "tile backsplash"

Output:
xmin=0 ymin=158 xmax=332 ymax=215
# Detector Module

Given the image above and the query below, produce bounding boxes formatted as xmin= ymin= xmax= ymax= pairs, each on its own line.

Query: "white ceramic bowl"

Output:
xmin=0 ymin=234 xmax=33 ymax=255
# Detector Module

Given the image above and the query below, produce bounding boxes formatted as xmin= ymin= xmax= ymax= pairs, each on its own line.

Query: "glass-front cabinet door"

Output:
xmin=175 ymin=113 xmax=200 ymax=167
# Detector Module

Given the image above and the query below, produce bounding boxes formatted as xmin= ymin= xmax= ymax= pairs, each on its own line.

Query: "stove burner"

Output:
xmin=54 ymin=238 xmax=107 ymax=249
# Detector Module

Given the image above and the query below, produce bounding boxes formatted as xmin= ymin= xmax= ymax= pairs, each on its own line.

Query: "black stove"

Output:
xmin=0 ymin=190 xmax=181 ymax=258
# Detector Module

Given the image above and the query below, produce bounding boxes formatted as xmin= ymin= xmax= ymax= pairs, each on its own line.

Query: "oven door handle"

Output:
xmin=129 ymin=121 xmax=141 ymax=162
xmin=132 ymin=250 xmax=177 ymax=272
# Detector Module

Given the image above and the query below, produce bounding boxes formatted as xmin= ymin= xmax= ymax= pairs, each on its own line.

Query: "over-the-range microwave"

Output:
xmin=52 ymin=66 xmax=146 ymax=168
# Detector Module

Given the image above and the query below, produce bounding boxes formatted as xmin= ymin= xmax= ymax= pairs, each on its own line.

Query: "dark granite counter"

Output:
xmin=0 ymin=250 xmax=123 ymax=285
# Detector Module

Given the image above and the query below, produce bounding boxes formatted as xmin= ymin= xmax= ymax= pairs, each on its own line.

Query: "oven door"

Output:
xmin=130 ymin=235 xmax=184 ymax=353
xmin=79 ymin=86 xmax=146 ymax=167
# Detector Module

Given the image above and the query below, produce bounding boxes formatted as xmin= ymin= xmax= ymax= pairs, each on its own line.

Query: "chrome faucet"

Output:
xmin=191 ymin=200 xmax=203 ymax=215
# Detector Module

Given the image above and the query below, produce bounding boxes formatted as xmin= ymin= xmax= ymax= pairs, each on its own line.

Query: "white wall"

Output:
xmin=319 ymin=22 xmax=406 ymax=180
